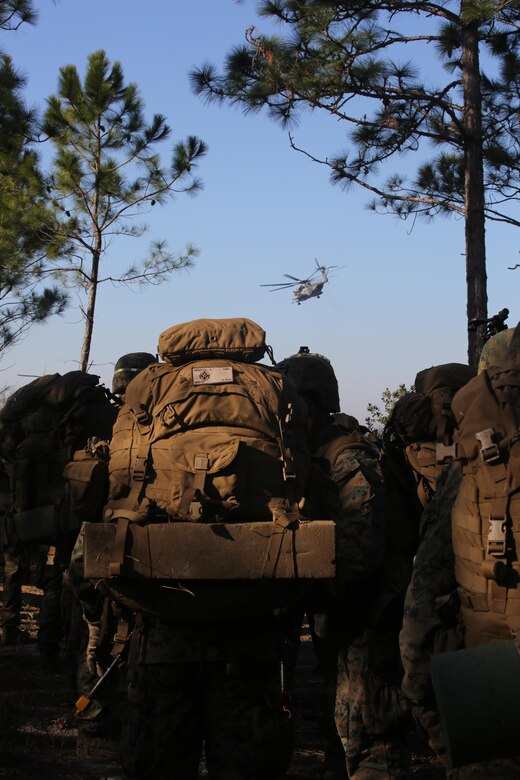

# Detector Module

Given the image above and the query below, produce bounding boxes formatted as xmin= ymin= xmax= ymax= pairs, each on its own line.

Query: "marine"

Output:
xmin=400 ymin=324 xmax=520 ymax=777
xmin=81 ymin=319 xmax=323 ymax=779
xmin=276 ymin=348 xmax=396 ymax=779
xmin=67 ymin=352 xmax=156 ymax=752
xmin=0 ymin=371 xmax=117 ymax=670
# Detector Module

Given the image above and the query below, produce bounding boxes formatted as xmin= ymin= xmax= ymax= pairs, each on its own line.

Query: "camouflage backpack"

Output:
xmin=450 ymin=323 xmax=520 ymax=647
xmin=0 ymin=371 xmax=117 ymax=545
xmin=83 ymin=318 xmax=336 ymax=621
xmin=385 ymin=363 xmax=475 ymax=506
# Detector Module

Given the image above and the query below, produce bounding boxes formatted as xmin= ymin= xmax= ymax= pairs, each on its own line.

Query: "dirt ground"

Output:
xmin=0 ymin=587 xmax=446 ymax=780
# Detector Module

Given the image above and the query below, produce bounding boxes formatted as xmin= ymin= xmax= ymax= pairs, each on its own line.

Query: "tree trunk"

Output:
xmin=461 ymin=6 xmax=487 ymax=370
xmin=79 ymin=249 xmax=100 ymax=372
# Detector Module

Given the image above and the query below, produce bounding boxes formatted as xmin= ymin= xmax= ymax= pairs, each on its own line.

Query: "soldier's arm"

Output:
xmin=399 ymin=463 xmax=462 ymax=707
xmin=331 ymin=444 xmax=386 ymax=585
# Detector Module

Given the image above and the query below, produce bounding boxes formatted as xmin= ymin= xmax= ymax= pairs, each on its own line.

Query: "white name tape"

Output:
xmin=192 ymin=366 xmax=234 ymax=385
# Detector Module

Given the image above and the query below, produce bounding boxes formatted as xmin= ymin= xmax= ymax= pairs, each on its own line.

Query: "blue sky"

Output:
xmin=2 ymin=0 xmax=518 ymax=422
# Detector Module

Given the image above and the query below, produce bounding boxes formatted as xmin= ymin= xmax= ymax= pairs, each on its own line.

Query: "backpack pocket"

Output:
xmin=63 ymin=451 xmax=109 ymax=525
xmin=167 ymin=429 xmax=284 ymax=521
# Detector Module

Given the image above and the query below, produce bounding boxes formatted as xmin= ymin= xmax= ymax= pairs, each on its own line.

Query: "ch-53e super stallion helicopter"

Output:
xmin=261 ymin=260 xmax=341 ymax=305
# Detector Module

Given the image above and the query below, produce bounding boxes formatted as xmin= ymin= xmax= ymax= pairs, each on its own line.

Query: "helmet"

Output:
xmin=112 ymin=352 xmax=156 ymax=395
xmin=478 ymin=329 xmax=515 ymax=373
xmin=276 ymin=346 xmax=340 ymax=413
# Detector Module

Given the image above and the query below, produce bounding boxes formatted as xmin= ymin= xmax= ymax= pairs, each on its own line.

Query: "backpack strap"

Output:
xmin=112 ymin=614 xmax=132 ymax=658
xmin=435 ymin=390 xmax=458 ymax=457
xmin=108 ymin=516 xmax=130 ymax=577
xmin=176 ymin=452 xmax=210 ymax=520
xmin=120 ymin=407 xmax=153 ymax=514
xmin=260 ymin=507 xmax=300 ymax=578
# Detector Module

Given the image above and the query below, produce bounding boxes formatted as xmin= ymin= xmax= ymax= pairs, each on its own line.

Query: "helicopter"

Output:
xmin=261 ymin=260 xmax=341 ymax=305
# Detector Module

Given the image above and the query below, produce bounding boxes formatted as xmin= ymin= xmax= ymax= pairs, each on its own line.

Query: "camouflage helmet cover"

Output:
xmin=276 ymin=347 xmax=340 ymax=413
xmin=478 ymin=328 xmax=516 ymax=373
xmin=112 ymin=352 xmax=156 ymax=395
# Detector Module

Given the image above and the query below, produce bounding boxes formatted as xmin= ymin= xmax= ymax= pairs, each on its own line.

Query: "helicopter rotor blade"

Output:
xmin=260 ymin=282 xmax=299 ymax=289
xmin=283 ymin=274 xmax=303 ymax=282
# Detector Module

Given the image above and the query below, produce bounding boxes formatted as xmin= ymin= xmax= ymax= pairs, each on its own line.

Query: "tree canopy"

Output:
xmin=365 ymin=383 xmax=414 ymax=434
xmin=0 ymin=0 xmax=36 ymax=31
xmin=43 ymin=50 xmax=207 ymax=371
xmin=0 ymin=53 xmax=67 ymax=357
xmin=0 ymin=0 xmax=69 ymax=358
xmin=191 ymin=0 xmax=520 ymax=366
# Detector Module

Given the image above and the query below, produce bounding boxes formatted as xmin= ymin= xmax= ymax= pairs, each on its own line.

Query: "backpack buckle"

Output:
xmin=283 ymin=457 xmax=296 ymax=481
xmin=476 ymin=428 xmax=500 ymax=463
xmin=436 ymin=442 xmax=457 ymax=463
xmin=133 ymin=454 xmax=147 ymax=481
xmin=194 ymin=453 xmax=210 ymax=472
xmin=188 ymin=500 xmax=203 ymax=520
xmin=487 ymin=517 xmax=507 ymax=557
xmin=135 ymin=410 xmax=151 ymax=426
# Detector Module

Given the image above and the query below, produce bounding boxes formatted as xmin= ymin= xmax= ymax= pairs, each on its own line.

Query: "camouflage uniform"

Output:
xmin=0 ymin=464 xmax=61 ymax=658
xmin=276 ymin=348 xmax=395 ymax=779
xmin=0 ymin=536 xmax=63 ymax=654
xmin=120 ymin=615 xmax=293 ymax=780
xmin=0 ymin=544 xmax=24 ymax=638
xmin=0 ymin=461 xmax=22 ymax=641
xmin=477 ymin=328 xmax=514 ymax=373
xmin=325 ymin=428 xmax=411 ymax=780
xmin=399 ymin=464 xmax=462 ymax=762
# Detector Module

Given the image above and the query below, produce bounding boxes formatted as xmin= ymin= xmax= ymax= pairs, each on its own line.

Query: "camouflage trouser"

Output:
xmin=36 ymin=545 xmax=64 ymax=657
xmin=0 ymin=541 xmax=65 ymax=656
xmin=120 ymin=659 xmax=293 ymax=780
xmin=60 ymin=570 xmax=87 ymax=663
xmin=0 ymin=544 xmax=24 ymax=628
xmin=335 ymin=631 xmax=412 ymax=779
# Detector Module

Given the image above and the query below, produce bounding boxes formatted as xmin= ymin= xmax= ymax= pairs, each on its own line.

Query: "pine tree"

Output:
xmin=44 ymin=50 xmax=207 ymax=372
xmin=0 ymin=0 xmax=36 ymax=31
xmin=0 ymin=53 xmax=67 ymax=356
xmin=0 ymin=0 xmax=68 ymax=357
xmin=191 ymin=0 xmax=520 ymax=368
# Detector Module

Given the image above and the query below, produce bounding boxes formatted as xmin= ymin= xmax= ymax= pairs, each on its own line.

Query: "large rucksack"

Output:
xmin=385 ymin=363 xmax=475 ymax=506
xmin=450 ymin=326 xmax=520 ymax=647
xmin=0 ymin=371 xmax=118 ymax=545
xmin=107 ymin=318 xmax=310 ymax=523
xmin=83 ymin=318 xmax=336 ymax=621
